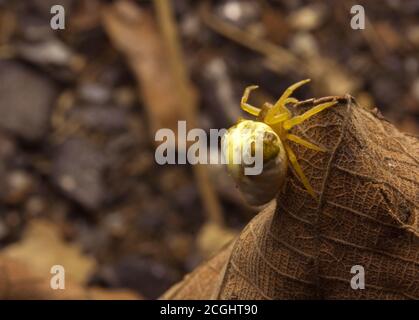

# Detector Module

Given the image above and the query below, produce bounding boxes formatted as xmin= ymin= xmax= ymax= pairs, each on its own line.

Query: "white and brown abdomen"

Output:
xmin=222 ymin=120 xmax=288 ymax=206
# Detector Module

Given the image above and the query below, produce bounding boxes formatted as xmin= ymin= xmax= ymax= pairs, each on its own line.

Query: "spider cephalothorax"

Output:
xmin=223 ymin=79 xmax=337 ymax=204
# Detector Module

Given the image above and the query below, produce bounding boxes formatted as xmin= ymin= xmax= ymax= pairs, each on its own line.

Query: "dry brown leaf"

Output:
xmin=162 ymin=241 xmax=235 ymax=300
xmin=196 ymin=222 xmax=238 ymax=258
xmin=161 ymin=96 xmax=419 ymax=299
xmin=2 ymin=220 xmax=95 ymax=284
xmin=0 ymin=220 xmax=140 ymax=299
xmin=0 ymin=256 xmax=140 ymax=299
xmin=101 ymin=0 xmax=194 ymax=138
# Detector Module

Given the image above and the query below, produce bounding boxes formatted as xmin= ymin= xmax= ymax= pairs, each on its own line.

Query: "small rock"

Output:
xmin=0 ymin=170 xmax=34 ymax=205
xmin=78 ymin=83 xmax=111 ymax=105
xmin=0 ymin=61 xmax=56 ymax=140
xmin=52 ymin=138 xmax=107 ymax=210
xmin=70 ymin=105 xmax=128 ymax=132
xmin=288 ymin=4 xmax=326 ymax=31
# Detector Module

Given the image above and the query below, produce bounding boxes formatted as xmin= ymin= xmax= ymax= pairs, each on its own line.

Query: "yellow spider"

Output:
xmin=236 ymin=79 xmax=337 ymax=198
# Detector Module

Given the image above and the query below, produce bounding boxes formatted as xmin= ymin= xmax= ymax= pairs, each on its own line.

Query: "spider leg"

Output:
xmin=265 ymin=79 xmax=310 ymax=123
xmin=241 ymin=85 xmax=261 ymax=116
xmin=286 ymin=134 xmax=326 ymax=152
xmin=273 ymin=79 xmax=311 ymax=110
xmin=284 ymin=97 xmax=299 ymax=105
xmin=283 ymin=101 xmax=337 ymax=130
xmin=265 ymin=112 xmax=289 ymax=125
xmin=265 ymin=97 xmax=299 ymax=124
xmin=284 ymin=143 xmax=316 ymax=198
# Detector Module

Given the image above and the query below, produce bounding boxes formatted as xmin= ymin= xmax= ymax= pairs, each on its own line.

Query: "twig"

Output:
xmin=154 ymin=0 xmax=225 ymax=226
xmin=199 ymin=1 xmax=303 ymax=74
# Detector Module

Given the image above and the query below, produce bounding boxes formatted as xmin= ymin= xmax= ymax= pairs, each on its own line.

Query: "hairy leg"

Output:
xmin=272 ymin=79 xmax=311 ymax=111
xmin=241 ymin=85 xmax=261 ymax=116
xmin=265 ymin=80 xmax=310 ymax=123
xmin=286 ymin=134 xmax=325 ymax=152
xmin=283 ymin=101 xmax=337 ymax=130
xmin=284 ymin=97 xmax=299 ymax=105
xmin=284 ymin=143 xmax=315 ymax=198
xmin=265 ymin=112 xmax=289 ymax=125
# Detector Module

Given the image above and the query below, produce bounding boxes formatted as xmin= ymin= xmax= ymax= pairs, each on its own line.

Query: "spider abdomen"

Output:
xmin=223 ymin=120 xmax=288 ymax=205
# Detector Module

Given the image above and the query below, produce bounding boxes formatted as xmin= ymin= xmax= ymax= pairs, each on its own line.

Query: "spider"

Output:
xmin=239 ymin=79 xmax=337 ymax=198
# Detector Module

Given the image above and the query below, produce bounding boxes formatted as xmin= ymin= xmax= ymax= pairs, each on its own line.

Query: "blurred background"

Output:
xmin=0 ymin=0 xmax=418 ymax=299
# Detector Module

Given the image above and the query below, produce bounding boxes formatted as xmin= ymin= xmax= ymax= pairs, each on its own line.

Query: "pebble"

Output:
xmin=288 ymin=4 xmax=326 ymax=31
xmin=52 ymin=138 xmax=107 ymax=210
xmin=0 ymin=61 xmax=56 ymax=140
